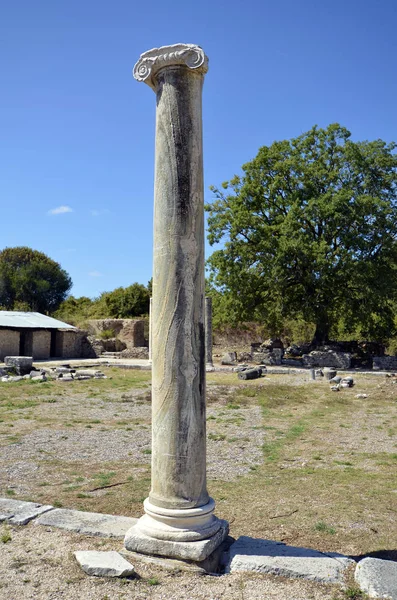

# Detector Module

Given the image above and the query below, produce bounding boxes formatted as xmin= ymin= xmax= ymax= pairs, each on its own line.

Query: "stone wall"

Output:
xmin=0 ymin=330 xmax=20 ymax=361
xmin=27 ymin=330 xmax=51 ymax=360
xmin=373 ymin=356 xmax=397 ymax=371
xmin=87 ymin=319 xmax=146 ymax=348
xmin=55 ymin=330 xmax=84 ymax=358
xmin=302 ymin=350 xmax=351 ymax=369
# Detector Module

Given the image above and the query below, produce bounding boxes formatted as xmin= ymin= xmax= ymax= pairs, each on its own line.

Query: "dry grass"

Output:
xmin=1 ymin=367 xmax=397 ymax=562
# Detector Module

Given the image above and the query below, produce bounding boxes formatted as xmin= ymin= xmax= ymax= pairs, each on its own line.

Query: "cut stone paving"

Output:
xmin=355 ymin=557 xmax=397 ymax=599
xmin=2 ymin=497 xmax=393 ymax=595
xmin=35 ymin=507 xmax=137 ymax=538
xmin=225 ymin=536 xmax=355 ymax=585
xmin=74 ymin=550 xmax=136 ymax=578
xmin=0 ymin=498 xmax=53 ymax=525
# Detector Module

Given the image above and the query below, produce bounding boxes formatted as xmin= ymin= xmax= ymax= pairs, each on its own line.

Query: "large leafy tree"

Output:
xmin=0 ymin=247 xmax=72 ymax=314
xmin=206 ymin=124 xmax=397 ymax=343
xmin=96 ymin=283 xmax=150 ymax=318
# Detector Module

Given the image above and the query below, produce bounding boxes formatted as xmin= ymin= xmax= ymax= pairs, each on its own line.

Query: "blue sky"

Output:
xmin=1 ymin=0 xmax=397 ymax=298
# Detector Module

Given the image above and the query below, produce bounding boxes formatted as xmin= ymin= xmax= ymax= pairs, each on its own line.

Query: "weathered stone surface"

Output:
xmin=35 ymin=508 xmax=137 ymax=538
xmin=221 ymin=352 xmax=237 ymax=365
xmin=124 ymin=519 xmax=229 ymax=562
xmin=323 ymin=368 xmax=337 ymax=380
xmin=121 ymin=550 xmax=207 ymax=574
xmin=252 ymin=349 xmax=283 ymax=366
xmin=355 ymin=557 xmax=397 ymax=599
xmin=74 ymin=550 xmax=136 ymax=578
xmin=341 ymin=376 xmax=354 ymax=387
xmin=262 ymin=338 xmax=284 ymax=350
xmin=205 ymin=297 xmax=213 ymax=366
xmin=302 ymin=351 xmax=351 ymax=369
xmin=59 ymin=374 xmax=74 ymax=381
xmin=127 ymin=42 xmax=225 ymax=556
xmin=1 ymin=376 xmax=24 ymax=382
xmin=373 ymin=355 xmax=397 ymax=371
xmin=0 ymin=498 xmax=53 ymax=525
xmin=226 ymin=537 xmax=354 ymax=585
xmin=4 ymin=356 xmax=33 ymax=375
xmin=237 ymin=367 xmax=263 ymax=380
xmin=237 ymin=352 xmax=253 ymax=363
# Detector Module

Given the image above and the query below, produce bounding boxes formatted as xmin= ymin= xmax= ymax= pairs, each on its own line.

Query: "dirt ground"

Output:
xmin=1 ymin=366 xmax=396 ymax=599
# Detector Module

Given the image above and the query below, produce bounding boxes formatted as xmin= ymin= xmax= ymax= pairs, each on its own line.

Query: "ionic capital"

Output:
xmin=133 ymin=43 xmax=208 ymax=90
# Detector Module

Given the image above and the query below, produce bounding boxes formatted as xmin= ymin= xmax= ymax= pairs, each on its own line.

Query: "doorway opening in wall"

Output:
xmin=50 ymin=330 xmax=57 ymax=357
xmin=19 ymin=332 xmax=26 ymax=356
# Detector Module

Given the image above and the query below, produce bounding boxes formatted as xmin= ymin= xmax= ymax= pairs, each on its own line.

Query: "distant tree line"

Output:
xmin=4 ymin=123 xmax=397 ymax=346
xmin=0 ymin=246 xmax=150 ymax=325
xmin=53 ymin=283 xmax=151 ymax=325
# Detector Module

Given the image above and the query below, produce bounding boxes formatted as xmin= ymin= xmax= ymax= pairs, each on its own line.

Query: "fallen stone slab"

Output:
xmin=35 ymin=508 xmax=138 ymax=538
xmin=120 ymin=550 xmax=207 ymax=574
xmin=225 ymin=536 xmax=354 ymax=585
xmin=0 ymin=498 xmax=53 ymax=525
xmin=74 ymin=550 xmax=136 ymax=578
xmin=355 ymin=557 xmax=397 ymax=599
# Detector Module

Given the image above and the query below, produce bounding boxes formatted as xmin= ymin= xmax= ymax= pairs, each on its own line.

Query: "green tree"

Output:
xmin=96 ymin=283 xmax=150 ymax=318
xmin=206 ymin=124 xmax=397 ymax=343
xmin=53 ymin=295 xmax=95 ymax=325
xmin=0 ymin=247 xmax=72 ymax=314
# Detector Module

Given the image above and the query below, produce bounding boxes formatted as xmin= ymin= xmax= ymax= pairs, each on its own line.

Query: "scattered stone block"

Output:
xmin=58 ymin=374 xmax=74 ymax=381
xmin=226 ymin=537 xmax=354 ymax=584
xmin=373 ymin=355 xmax=397 ymax=371
xmin=237 ymin=367 xmax=263 ymax=380
xmin=0 ymin=499 xmax=53 ymax=525
xmin=31 ymin=375 xmax=47 ymax=382
xmin=233 ymin=365 xmax=248 ymax=373
xmin=120 ymin=550 xmax=207 ymax=574
xmin=302 ymin=351 xmax=351 ymax=369
xmin=355 ymin=557 xmax=397 ymax=599
xmin=341 ymin=377 xmax=354 ymax=387
xmin=221 ymin=352 xmax=237 ymax=365
xmin=35 ymin=508 xmax=137 ymax=538
xmin=356 ymin=393 xmax=368 ymax=399
xmin=4 ymin=356 xmax=33 ymax=375
xmin=74 ymin=550 xmax=136 ymax=578
xmin=323 ymin=368 xmax=337 ymax=380
xmin=2 ymin=376 xmax=24 ymax=383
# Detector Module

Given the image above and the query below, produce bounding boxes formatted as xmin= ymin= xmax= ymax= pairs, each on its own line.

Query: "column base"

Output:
xmin=124 ymin=497 xmax=229 ymax=561
xmin=124 ymin=518 xmax=229 ymax=562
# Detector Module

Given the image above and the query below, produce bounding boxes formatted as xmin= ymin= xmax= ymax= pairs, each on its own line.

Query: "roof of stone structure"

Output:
xmin=0 ymin=311 xmax=75 ymax=329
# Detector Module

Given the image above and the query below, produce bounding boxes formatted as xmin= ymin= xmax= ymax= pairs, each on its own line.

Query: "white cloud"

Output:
xmin=47 ymin=205 xmax=74 ymax=215
xmin=90 ymin=208 xmax=110 ymax=217
xmin=88 ymin=271 xmax=103 ymax=277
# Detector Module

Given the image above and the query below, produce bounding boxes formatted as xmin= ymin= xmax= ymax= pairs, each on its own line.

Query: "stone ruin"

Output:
xmin=221 ymin=338 xmax=397 ymax=371
xmin=84 ymin=319 xmax=148 ymax=359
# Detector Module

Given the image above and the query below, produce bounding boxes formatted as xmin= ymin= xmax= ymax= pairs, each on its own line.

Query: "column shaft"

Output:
xmin=150 ymin=66 xmax=207 ymax=510
xmin=205 ymin=296 xmax=213 ymax=366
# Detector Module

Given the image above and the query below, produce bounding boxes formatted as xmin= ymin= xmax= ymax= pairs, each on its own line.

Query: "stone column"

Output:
xmin=205 ymin=296 xmax=214 ymax=368
xmin=148 ymin=297 xmax=152 ymax=363
xmin=124 ymin=44 xmax=228 ymax=562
